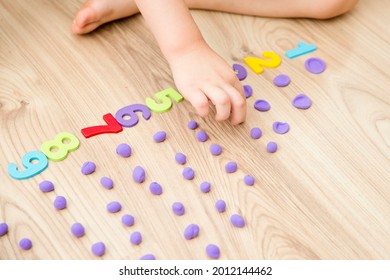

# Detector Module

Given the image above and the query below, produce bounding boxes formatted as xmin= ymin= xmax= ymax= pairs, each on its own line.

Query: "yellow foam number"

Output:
xmin=41 ymin=132 xmax=80 ymax=162
xmin=145 ymin=88 xmax=184 ymax=113
xmin=244 ymin=51 xmax=281 ymax=74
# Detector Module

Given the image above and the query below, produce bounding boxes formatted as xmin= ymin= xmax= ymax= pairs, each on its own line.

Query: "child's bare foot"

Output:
xmin=72 ymin=0 xmax=139 ymax=34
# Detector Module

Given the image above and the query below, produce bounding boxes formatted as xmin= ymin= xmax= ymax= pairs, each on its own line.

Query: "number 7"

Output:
xmin=81 ymin=113 xmax=123 ymax=138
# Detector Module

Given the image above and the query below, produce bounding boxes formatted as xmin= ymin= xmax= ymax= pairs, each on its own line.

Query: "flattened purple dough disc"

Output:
xmin=305 ymin=57 xmax=326 ymax=74
xmin=254 ymin=99 xmax=271 ymax=112
xmin=273 ymin=74 xmax=291 ymax=87
xmin=233 ymin=63 xmax=247 ymax=81
xmin=292 ymin=94 xmax=312 ymax=109
xmin=273 ymin=122 xmax=290 ymax=134
xmin=243 ymin=85 xmax=253 ymax=98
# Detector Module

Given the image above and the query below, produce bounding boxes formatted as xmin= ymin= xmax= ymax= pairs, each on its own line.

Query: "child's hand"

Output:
xmin=168 ymin=43 xmax=246 ymax=125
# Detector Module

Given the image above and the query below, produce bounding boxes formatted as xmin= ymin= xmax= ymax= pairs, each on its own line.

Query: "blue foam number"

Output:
xmin=8 ymin=151 xmax=48 ymax=180
xmin=285 ymin=41 xmax=317 ymax=59
xmin=145 ymin=88 xmax=184 ymax=113
xmin=115 ymin=104 xmax=151 ymax=127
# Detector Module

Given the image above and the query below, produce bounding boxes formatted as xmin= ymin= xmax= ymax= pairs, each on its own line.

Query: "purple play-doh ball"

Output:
xmin=244 ymin=175 xmax=255 ymax=186
xmin=184 ymin=224 xmax=200 ymax=240
xmin=187 ymin=120 xmax=198 ymax=130
xmin=19 ymin=238 xmax=32 ymax=250
xmin=107 ymin=201 xmax=122 ymax=213
xmin=196 ymin=130 xmax=208 ymax=142
xmin=133 ymin=166 xmax=146 ymax=183
xmin=267 ymin=141 xmax=278 ymax=153
xmin=149 ymin=182 xmax=163 ymax=195
xmin=206 ymin=244 xmax=220 ymax=259
xmin=182 ymin=167 xmax=195 ymax=180
xmin=172 ymin=202 xmax=185 ymax=216
xmin=230 ymin=214 xmax=245 ymax=228
xmin=100 ymin=177 xmax=114 ymax=189
xmin=200 ymin=181 xmax=211 ymax=193
xmin=121 ymin=214 xmax=135 ymax=227
xmin=153 ymin=131 xmax=167 ymax=143
xmin=81 ymin=161 xmax=96 ymax=175
xmin=0 ymin=223 xmax=9 ymax=237
xmin=54 ymin=196 xmax=67 ymax=210
xmin=91 ymin=242 xmax=105 ymax=257
xmin=116 ymin=143 xmax=132 ymax=157
xmin=39 ymin=180 xmax=55 ymax=192
xmin=215 ymin=200 xmax=226 ymax=213
xmin=225 ymin=161 xmax=238 ymax=173
xmin=210 ymin=144 xmax=222 ymax=156
xmin=250 ymin=127 xmax=262 ymax=139
xmin=130 ymin=231 xmax=142 ymax=245
xmin=175 ymin=152 xmax=187 ymax=165
xmin=140 ymin=254 xmax=156 ymax=260
xmin=71 ymin=222 xmax=85 ymax=238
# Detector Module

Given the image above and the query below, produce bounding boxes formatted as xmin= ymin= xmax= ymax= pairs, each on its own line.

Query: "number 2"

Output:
xmin=145 ymin=88 xmax=184 ymax=113
xmin=8 ymin=151 xmax=48 ymax=180
xmin=244 ymin=51 xmax=281 ymax=74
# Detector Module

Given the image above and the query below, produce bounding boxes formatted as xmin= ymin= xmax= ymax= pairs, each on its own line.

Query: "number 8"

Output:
xmin=41 ymin=132 xmax=80 ymax=162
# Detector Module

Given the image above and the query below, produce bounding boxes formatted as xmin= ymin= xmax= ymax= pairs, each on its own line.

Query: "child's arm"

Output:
xmin=134 ymin=0 xmax=246 ymax=125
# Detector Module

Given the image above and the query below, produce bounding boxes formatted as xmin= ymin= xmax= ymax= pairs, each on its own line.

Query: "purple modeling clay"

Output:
xmin=210 ymin=144 xmax=222 ymax=156
xmin=225 ymin=161 xmax=238 ymax=173
xmin=184 ymin=224 xmax=200 ymax=240
xmin=140 ymin=254 xmax=156 ymax=260
xmin=254 ymin=99 xmax=271 ymax=112
xmin=200 ymin=181 xmax=211 ymax=193
xmin=133 ymin=166 xmax=145 ymax=183
xmin=19 ymin=238 xmax=32 ymax=250
xmin=107 ymin=201 xmax=122 ymax=213
xmin=233 ymin=63 xmax=247 ymax=81
xmin=71 ymin=222 xmax=85 ymax=238
xmin=244 ymin=175 xmax=255 ymax=186
xmin=81 ymin=161 xmax=96 ymax=175
xmin=116 ymin=143 xmax=132 ymax=157
xmin=250 ymin=127 xmax=262 ymax=139
xmin=54 ymin=196 xmax=67 ymax=210
xmin=149 ymin=182 xmax=163 ymax=195
xmin=182 ymin=167 xmax=195 ymax=180
xmin=175 ymin=152 xmax=187 ymax=165
xmin=243 ymin=85 xmax=253 ymax=98
xmin=215 ymin=200 xmax=226 ymax=212
xmin=0 ymin=223 xmax=8 ymax=236
xmin=39 ymin=180 xmax=55 ymax=192
xmin=305 ymin=57 xmax=326 ymax=74
xmin=100 ymin=177 xmax=114 ymax=189
xmin=172 ymin=202 xmax=185 ymax=216
xmin=267 ymin=141 xmax=278 ymax=153
xmin=292 ymin=94 xmax=312 ymax=109
xmin=273 ymin=122 xmax=290 ymax=134
xmin=187 ymin=120 xmax=198 ymax=130
xmin=91 ymin=242 xmax=105 ymax=256
xmin=122 ymin=214 xmax=135 ymax=226
xmin=153 ymin=131 xmax=167 ymax=143
xmin=206 ymin=244 xmax=220 ymax=259
xmin=273 ymin=74 xmax=291 ymax=87
xmin=196 ymin=130 xmax=208 ymax=142
xmin=230 ymin=214 xmax=245 ymax=228
xmin=130 ymin=231 xmax=142 ymax=245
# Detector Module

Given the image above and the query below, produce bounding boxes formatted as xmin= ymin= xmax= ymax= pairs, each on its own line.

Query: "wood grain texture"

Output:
xmin=0 ymin=0 xmax=389 ymax=260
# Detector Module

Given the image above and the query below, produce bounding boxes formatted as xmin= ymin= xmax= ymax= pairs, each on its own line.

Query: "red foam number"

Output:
xmin=81 ymin=113 xmax=123 ymax=138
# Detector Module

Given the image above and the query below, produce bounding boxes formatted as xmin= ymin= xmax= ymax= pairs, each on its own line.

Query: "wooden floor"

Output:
xmin=0 ymin=0 xmax=389 ymax=260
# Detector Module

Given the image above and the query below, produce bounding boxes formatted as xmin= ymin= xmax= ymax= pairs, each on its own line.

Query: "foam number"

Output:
xmin=244 ymin=51 xmax=281 ymax=74
xmin=115 ymin=104 xmax=151 ymax=127
xmin=8 ymin=151 xmax=48 ymax=180
xmin=145 ymin=88 xmax=184 ymax=113
xmin=41 ymin=132 xmax=80 ymax=162
xmin=81 ymin=113 xmax=123 ymax=138
xmin=285 ymin=41 xmax=317 ymax=59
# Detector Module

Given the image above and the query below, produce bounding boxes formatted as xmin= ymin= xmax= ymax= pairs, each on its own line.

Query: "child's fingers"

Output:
xmin=224 ymin=84 xmax=246 ymax=125
xmin=205 ymin=86 xmax=232 ymax=121
xmin=184 ymin=89 xmax=210 ymax=117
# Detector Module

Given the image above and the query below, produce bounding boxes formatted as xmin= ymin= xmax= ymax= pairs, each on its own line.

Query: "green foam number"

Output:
xmin=145 ymin=88 xmax=184 ymax=113
xmin=41 ymin=132 xmax=80 ymax=162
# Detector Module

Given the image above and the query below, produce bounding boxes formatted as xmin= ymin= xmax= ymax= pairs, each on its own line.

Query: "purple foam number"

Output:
xmin=39 ymin=180 xmax=55 ymax=192
xmin=254 ymin=99 xmax=271 ymax=111
xmin=243 ymin=85 xmax=253 ymax=98
xmin=115 ymin=104 xmax=151 ymax=127
xmin=116 ymin=143 xmax=132 ymax=157
xmin=133 ymin=166 xmax=146 ymax=183
xmin=206 ymin=244 xmax=220 ymax=259
xmin=130 ymin=231 xmax=142 ymax=245
xmin=233 ymin=63 xmax=247 ymax=81
xmin=273 ymin=74 xmax=291 ymax=87
xmin=19 ymin=238 xmax=32 ymax=250
xmin=273 ymin=122 xmax=289 ymax=134
xmin=305 ymin=57 xmax=326 ymax=74
xmin=292 ymin=94 xmax=312 ymax=109
xmin=230 ymin=214 xmax=245 ymax=228
xmin=71 ymin=223 xmax=85 ymax=238
xmin=91 ymin=242 xmax=105 ymax=257
xmin=184 ymin=224 xmax=200 ymax=240
xmin=0 ymin=223 xmax=8 ymax=236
